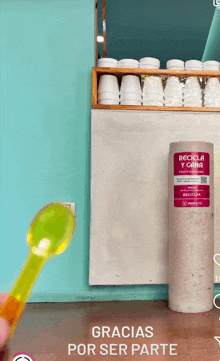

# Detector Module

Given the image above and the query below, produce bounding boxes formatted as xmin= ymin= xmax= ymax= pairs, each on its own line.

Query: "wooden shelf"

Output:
xmin=93 ymin=104 xmax=220 ymax=112
xmin=93 ymin=67 xmax=220 ymax=77
xmin=92 ymin=67 xmax=220 ymax=111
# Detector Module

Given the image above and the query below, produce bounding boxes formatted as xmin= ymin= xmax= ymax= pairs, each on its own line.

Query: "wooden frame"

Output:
xmin=102 ymin=0 xmax=107 ymax=57
xmin=92 ymin=67 xmax=220 ymax=111
xmin=95 ymin=0 xmax=98 ymax=64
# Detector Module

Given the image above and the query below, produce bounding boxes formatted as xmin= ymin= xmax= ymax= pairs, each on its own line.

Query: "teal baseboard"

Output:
xmin=29 ymin=284 xmax=220 ymax=303
xmin=29 ymin=285 xmax=168 ymax=302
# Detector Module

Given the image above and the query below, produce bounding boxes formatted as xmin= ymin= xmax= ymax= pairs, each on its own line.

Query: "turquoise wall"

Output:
xmin=202 ymin=7 xmax=220 ymax=62
xmin=0 ymin=0 xmax=168 ymax=303
xmin=1 ymin=1 xmax=219 ymax=302
xmin=0 ymin=0 xmax=96 ymax=302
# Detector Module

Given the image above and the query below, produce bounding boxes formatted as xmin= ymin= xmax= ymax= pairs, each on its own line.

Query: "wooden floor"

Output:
xmin=5 ymin=300 xmax=220 ymax=360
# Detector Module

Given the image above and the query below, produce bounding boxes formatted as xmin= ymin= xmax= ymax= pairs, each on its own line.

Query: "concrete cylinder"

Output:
xmin=168 ymin=141 xmax=214 ymax=313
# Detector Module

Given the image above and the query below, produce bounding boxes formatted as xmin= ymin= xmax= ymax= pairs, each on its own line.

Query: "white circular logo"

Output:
xmin=11 ymin=353 xmax=35 ymax=361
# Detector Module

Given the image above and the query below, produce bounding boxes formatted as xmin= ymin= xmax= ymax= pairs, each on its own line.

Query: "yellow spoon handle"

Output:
xmin=10 ymin=253 xmax=46 ymax=302
xmin=0 ymin=253 xmax=46 ymax=335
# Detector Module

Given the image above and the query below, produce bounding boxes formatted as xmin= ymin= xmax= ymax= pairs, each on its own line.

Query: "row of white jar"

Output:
xmin=97 ymin=57 xmax=160 ymax=69
xmin=97 ymin=58 xmax=220 ymax=71
xmin=97 ymin=74 xmax=220 ymax=107
xmin=98 ymin=99 xmax=220 ymax=106
xmin=143 ymin=74 xmax=220 ymax=107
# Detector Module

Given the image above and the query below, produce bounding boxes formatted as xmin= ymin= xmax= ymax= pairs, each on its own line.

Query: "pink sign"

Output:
xmin=173 ymin=152 xmax=210 ymax=208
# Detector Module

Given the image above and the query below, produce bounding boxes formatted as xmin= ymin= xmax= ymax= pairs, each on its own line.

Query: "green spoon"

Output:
xmin=0 ymin=202 xmax=76 ymax=335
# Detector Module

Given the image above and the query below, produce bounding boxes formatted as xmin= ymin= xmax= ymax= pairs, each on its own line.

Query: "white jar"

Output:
xmin=97 ymin=58 xmax=118 ymax=68
xmin=184 ymin=60 xmax=203 ymax=107
xmin=185 ymin=60 xmax=203 ymax=71
xmin=203 ymin=61 xmax=220 ymax=108
xmin=203 ymin=60 xmax=219 ymax=71
xmin=142 ymin=76 xmax=164 ymax=105
xmin=165 ymin=60 xmax=184 ymax=106
xmin=118 ymin=59 xmax=139 ymax=68
xmin=140 ymin=57 xmax=162 ymax=104
xmin=139 ymin=57 xmax=160 ymax=69
xmin=120 ymin=75 xmax=142 ymax=94
xmin=166 ymin=59 xmax=184 ymax=70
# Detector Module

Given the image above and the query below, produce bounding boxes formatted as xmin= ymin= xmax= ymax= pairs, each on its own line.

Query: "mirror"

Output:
xmin=96 ymin=0 xmax=216 ymax=67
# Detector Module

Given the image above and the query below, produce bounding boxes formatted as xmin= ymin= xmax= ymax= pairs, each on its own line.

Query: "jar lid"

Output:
xmin=139 ymin=64 xmax=160 ymax=69
xmin=203 ymin=60 xmax=219 ymax=66
xmin=185 ymin=60 xmax=203 ymax=70
xmin=166 ymin=59 xmax=184 ymax=69
xmin=203 ymin=60 xmax=219 ymax=71
xmin=98 ymin=58 xmax=118 ymax=62
xmin=119 ymin=59 xmax=139 ymax=63
xmin=139 ymin=57 xmax=160 ymax=65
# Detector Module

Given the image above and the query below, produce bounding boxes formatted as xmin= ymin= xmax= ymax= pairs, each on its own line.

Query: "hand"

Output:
xmin=0 ymin=295 xmax=10 ymax=361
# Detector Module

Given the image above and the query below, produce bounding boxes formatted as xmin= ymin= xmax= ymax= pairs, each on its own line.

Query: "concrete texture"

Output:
xmin=168 ymin=142 xmax=214 ymax=313
xmin=90 ymin=110 xmax=220 ymax=285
